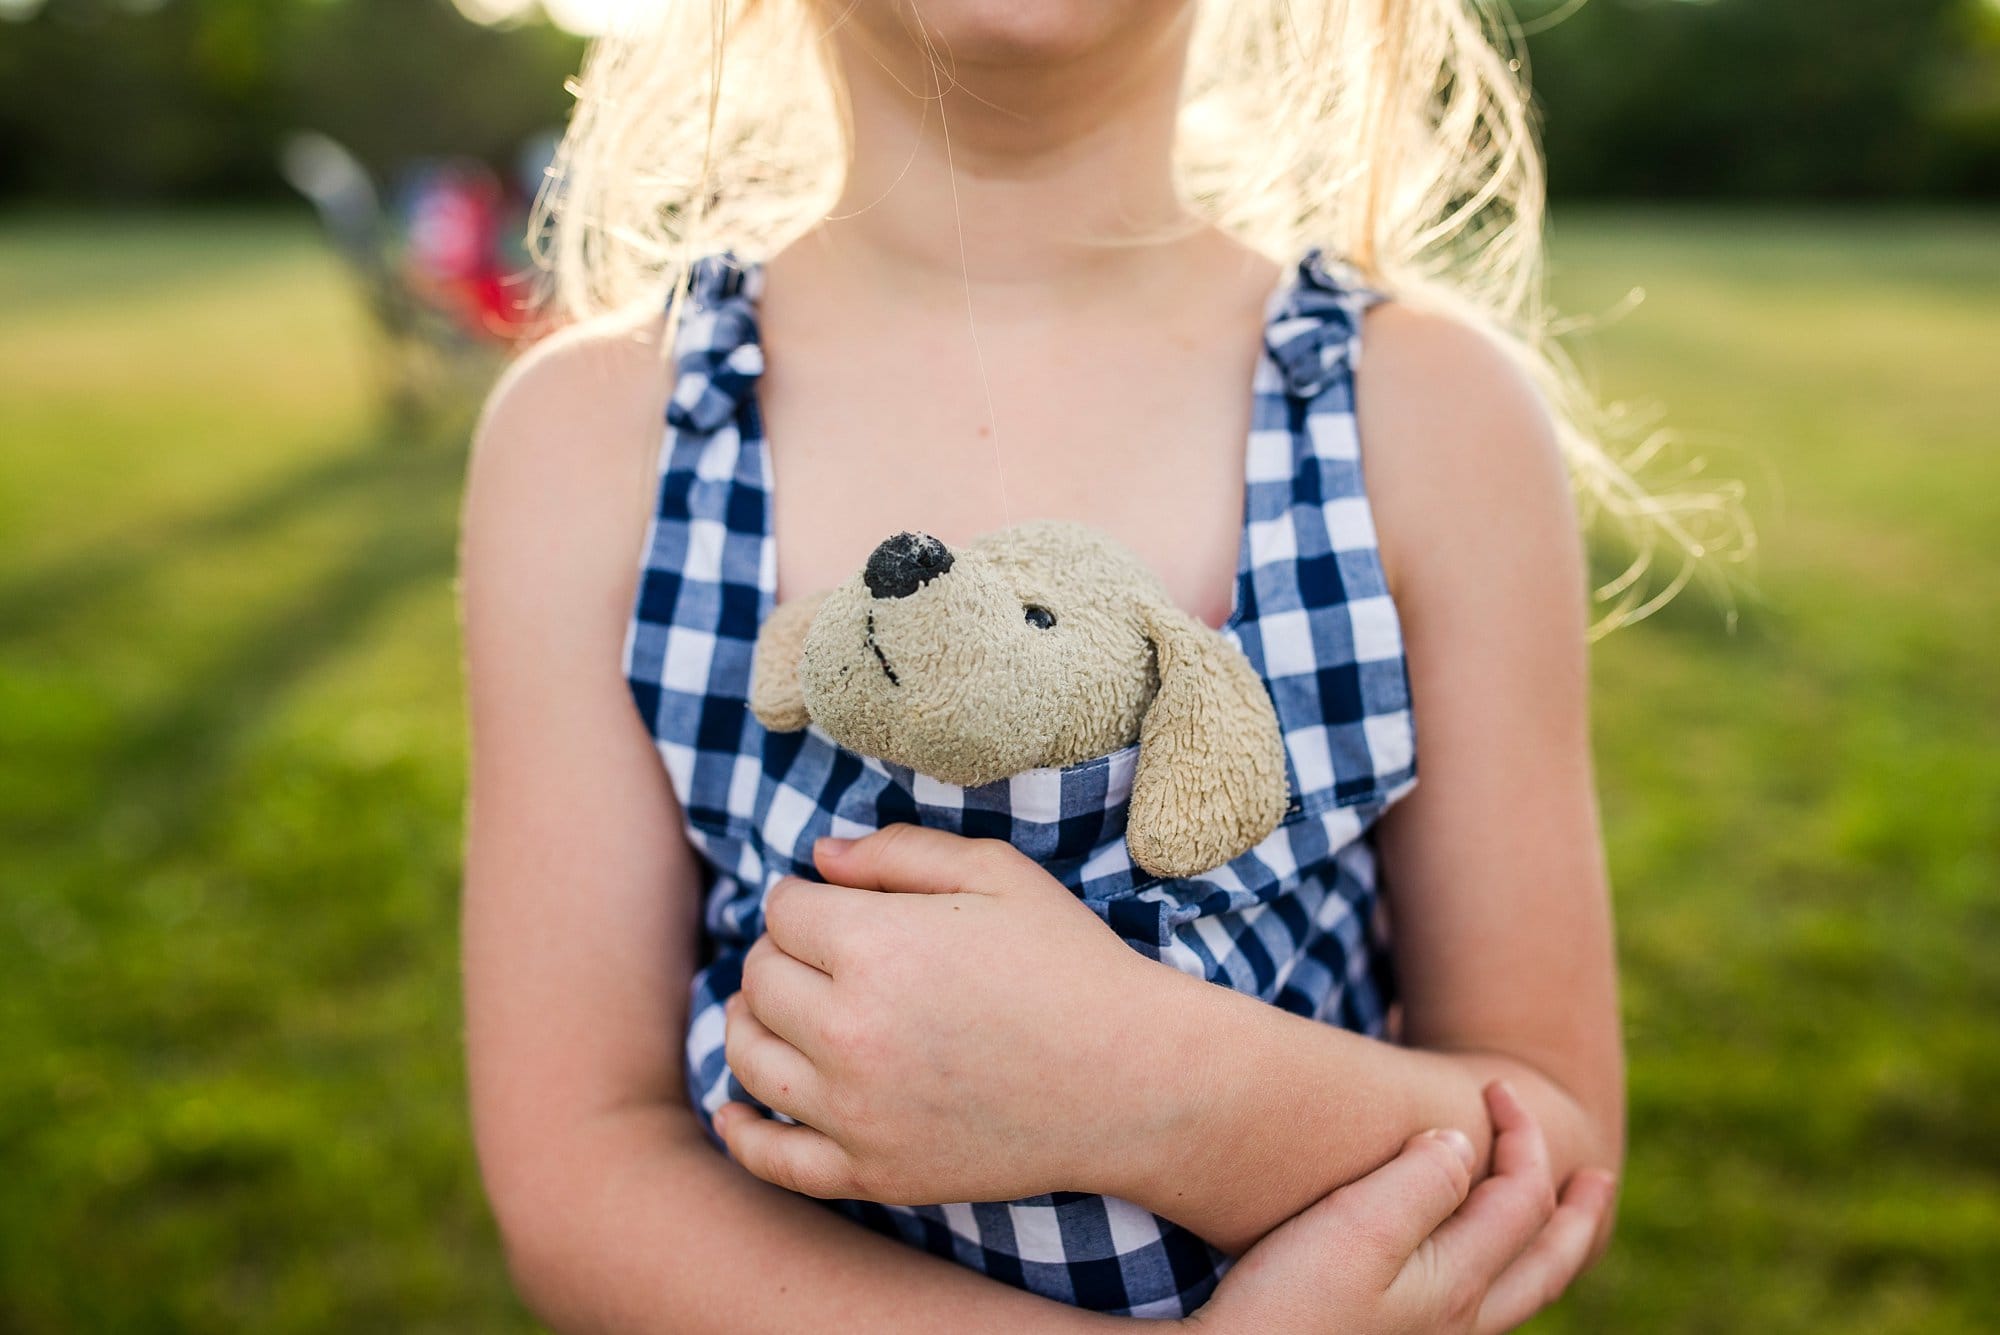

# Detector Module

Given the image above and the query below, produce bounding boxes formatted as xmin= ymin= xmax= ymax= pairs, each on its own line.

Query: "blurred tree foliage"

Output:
xmin=0 ymin=0 xmax=1995 ymax=202
xmin=1525 ymin=0 xmax=2000 ymax=198
xmin=0 ymin=0 xmax=583 ymax=200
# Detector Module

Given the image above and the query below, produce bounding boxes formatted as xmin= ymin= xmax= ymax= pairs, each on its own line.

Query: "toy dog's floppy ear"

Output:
xmin=749 ymin=592 xmax=828 ymax=733
xmin=1127 ymin=602 xmax=1290 ymax=879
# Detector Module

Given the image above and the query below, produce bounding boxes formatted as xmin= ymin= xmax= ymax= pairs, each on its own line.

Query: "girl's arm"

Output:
xmin=1102 ymin=301 xmax=1627 ymax=1249
xmin=459 ymin=322 xmax=1124 ymax=1334
xmin=714 ymin=305 xmax=1624 ymax=1258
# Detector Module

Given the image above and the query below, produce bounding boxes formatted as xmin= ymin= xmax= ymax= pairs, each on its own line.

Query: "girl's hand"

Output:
xmin=1190 ymin=1083 xmax=1617 ymax=1335
xmin=715 ymin=825 xmax=1174 ymax=1205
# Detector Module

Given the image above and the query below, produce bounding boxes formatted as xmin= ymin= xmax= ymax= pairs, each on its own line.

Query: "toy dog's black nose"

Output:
xmin=864 ymin=531 xmax=955 ymax=599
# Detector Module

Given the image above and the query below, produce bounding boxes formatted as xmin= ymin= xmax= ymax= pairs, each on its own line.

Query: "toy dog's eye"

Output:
xmin=1023 ymin=604 xmax=1057 ymax=630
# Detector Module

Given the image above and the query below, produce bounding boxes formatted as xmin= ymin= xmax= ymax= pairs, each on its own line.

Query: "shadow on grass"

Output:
xmin=1 ymin=428 xmax=468 ymax=860
xmin=0 ymin=419 xmax=470 ymax=643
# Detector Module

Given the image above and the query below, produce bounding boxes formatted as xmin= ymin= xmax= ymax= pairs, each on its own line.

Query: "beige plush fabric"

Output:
xmin=747 ymin=590 xmax=826 ymax=733
xmin=749 ymin=520 xmax=1290 ymax=878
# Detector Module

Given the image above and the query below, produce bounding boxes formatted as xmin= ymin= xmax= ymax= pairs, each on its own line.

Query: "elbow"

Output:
xmin=1576 ymin=1093 xmax=1626 ymax=1186
xmin=475 ymin=1109 xmax=642 ymax=1333
xmin=1514 ymin=1064 xmax=1623 ymax=1274
xmin=1587 ymin=1186 xmax=1622 ymax=1271
xmin=1453 ymin=1047 xmax=1625 ymax=1183
xmin=1585 ymin=1103 xmax=1627 ymax=1271
xmin=1504 ymin=1049 xmax=1625 ymax=1178
xmin=473 ymin=1100 xmax=710 ymax=1332
xmin=498 ymin=1232 xmax=566 ymax=1330
xmin=500 ymin=1228 xmax=608 ymax=1335
xmin=1451 ymin=1048 xmax=1626 ymax=1271
xmin=479 ymin=1154 xmax=592 ymax=1331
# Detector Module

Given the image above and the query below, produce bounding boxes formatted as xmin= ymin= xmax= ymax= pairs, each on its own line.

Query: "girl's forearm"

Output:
xmin=1099 ymin=966 xmax=1618 ymax=1257
xmin=500 ymin=1104 xmax=1124 ymax=1335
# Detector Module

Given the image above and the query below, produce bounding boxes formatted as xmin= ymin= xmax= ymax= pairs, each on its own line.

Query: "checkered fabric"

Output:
xmin=624 ymin=247 xmax=1418 ymax=1319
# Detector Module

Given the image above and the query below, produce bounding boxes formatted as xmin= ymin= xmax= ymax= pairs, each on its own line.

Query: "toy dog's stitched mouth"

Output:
xmin=863 ymin=612 xmax=900 ymax=686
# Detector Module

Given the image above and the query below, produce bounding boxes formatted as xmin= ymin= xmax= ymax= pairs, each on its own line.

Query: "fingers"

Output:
xmin=1316 ymin=1126 xmax=1480 ymax=1271
xmin=1477 ymin=1169 xmax=1618 ymax=1335
xmin=1485 ymin=1079 xmax=1553 ymax=1185
xmin=714 ymin=1102 xmax=858 ymax=1200
xmin=741 ymin=933 xmax=837 ymax=1050
xmin=761 ymin=875 xmax=876 ymax=975
xmin=813 ymin=824 xmax=1026 ymax=896
xmin=723 ymin=992 xmax=826 ymax=1125
xmin=1426 ymin=1082 xmax=1559 ymax=1288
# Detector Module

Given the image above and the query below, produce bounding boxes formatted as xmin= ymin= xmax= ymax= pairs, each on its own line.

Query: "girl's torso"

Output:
xmin=754 ymin=239 xmax=1279 ymax=631
xmin=625 ymin=246 xmax=1418 ymax=1319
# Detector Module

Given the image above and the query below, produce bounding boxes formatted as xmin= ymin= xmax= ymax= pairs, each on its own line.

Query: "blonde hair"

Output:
xmin=533 ymin=0 xmax=1748 ymax=631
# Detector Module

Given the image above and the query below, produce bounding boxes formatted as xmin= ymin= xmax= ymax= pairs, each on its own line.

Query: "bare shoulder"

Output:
xmin=472 ymin=299 xmax=674 ymax=494
xmin=1352 ymin=300 xmax=1579 ymax=598
xmin=463 ymin=299 xmax=674 ymax=610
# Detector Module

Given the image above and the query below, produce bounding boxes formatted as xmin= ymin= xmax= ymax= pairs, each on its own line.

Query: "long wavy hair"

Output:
xmin=531 ymin=0 xmax=1747 ymax=630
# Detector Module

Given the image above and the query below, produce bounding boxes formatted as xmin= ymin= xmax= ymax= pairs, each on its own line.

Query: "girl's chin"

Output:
xmin=822 ymin=0 xmax=1185 ymax=69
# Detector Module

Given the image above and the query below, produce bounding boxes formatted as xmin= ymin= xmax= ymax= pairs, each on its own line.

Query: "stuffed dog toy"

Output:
xmin=749 ymin=520 xmax=1289 ymax=878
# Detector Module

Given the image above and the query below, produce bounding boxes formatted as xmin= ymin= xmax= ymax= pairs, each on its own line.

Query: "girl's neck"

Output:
xmin=790 ymin=9 xmax=1222 ymax=309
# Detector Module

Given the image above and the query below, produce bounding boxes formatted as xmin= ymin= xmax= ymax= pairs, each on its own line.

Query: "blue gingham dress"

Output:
xmin=624 ymin=247 xmax=1418 ymax=1319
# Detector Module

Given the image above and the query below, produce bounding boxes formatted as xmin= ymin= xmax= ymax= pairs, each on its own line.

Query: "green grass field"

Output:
xmin=2 ymin=209 xmax=1995 ymax=1332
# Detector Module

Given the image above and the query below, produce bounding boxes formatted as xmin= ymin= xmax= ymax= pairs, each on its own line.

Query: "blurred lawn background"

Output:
xmin=3 ymin=0 xmax=1999 ymax=1332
